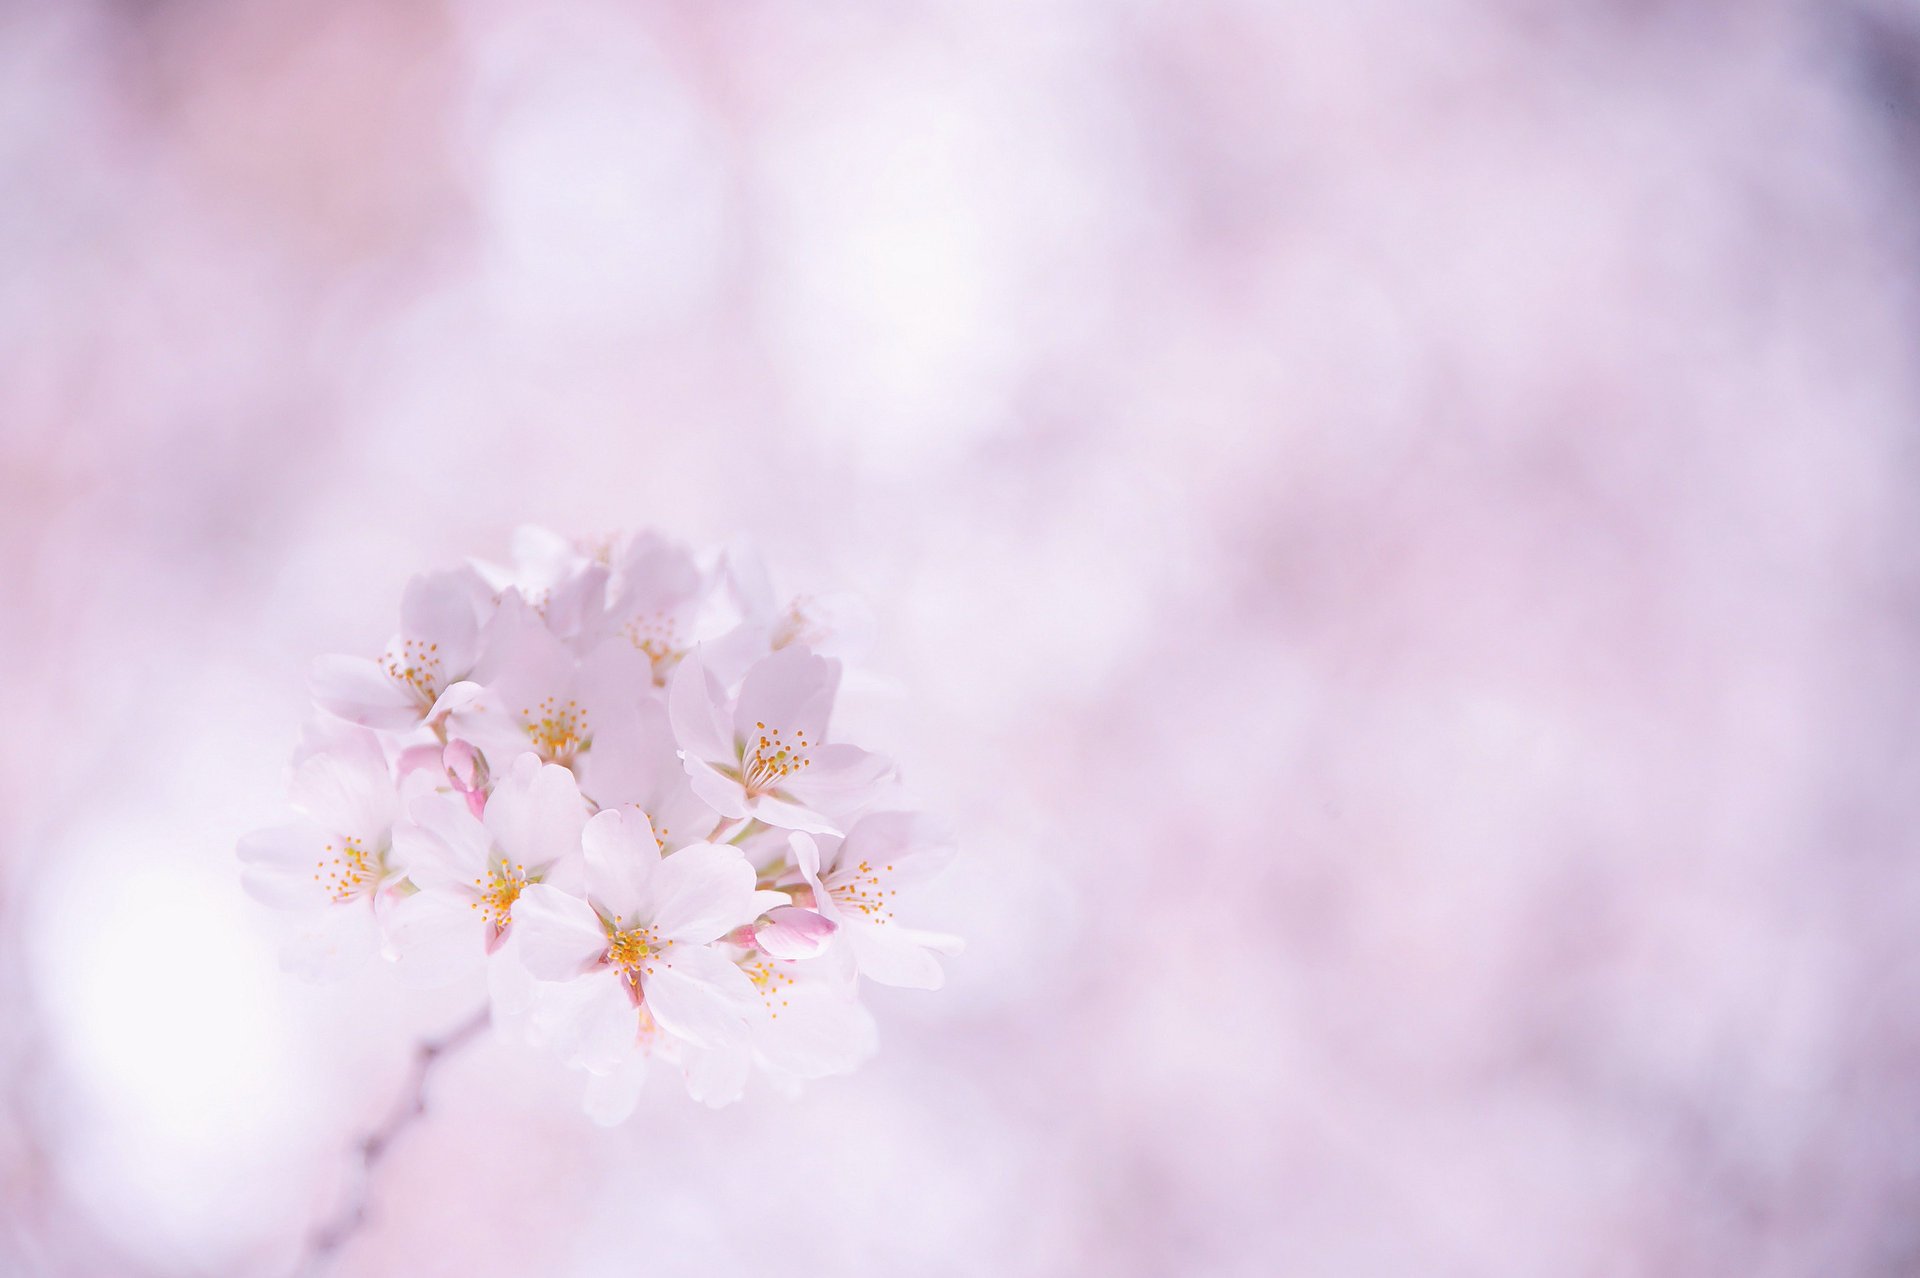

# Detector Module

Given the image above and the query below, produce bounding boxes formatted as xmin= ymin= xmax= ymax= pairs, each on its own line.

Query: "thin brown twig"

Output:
xmin=294 ymin=1006 xmax=490 ymax=1277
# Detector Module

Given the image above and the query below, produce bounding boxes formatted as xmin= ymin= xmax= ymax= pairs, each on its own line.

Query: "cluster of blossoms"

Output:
xmin=239 ymin=528 xmax=958 ymax=1120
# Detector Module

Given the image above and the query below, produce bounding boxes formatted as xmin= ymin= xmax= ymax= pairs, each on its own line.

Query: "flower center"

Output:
xmin=604 ymin=921 xmax=664 ymax=993
xmin=830 ymin=858 xmax=897 ymax=923
xmin=520 ymin=696 xmax=589 ymax=764
xmin=315 ymin=836 xmax=383 ymax=903
xmin=743 ymin=957 xmax=795 ymax=1019
xmin=470 ymin=862 xmax=529 ymax=931
xmin=622 ymin=613 xmax=685 ymax=683
xmin=740 ymin=721 xmax=812 ymax=797
xmin=383 ymin=637 xmax=445 ymax=706
xmin=772 ymin=597 xmax=822 ymax=651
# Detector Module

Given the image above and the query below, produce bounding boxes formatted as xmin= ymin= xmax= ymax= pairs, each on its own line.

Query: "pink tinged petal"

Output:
xmin=383 ymin=891 xmax=490 ymax=987
xmin=582 ymin=1051 xmax=649 ymax=1126
xmin=395 ymin=793 xmax=490 ymax=889
xmin=734 ymin=645 xmax=839 ymax=746
xmin=445 ymin=702 xmax=539 ymax=777
xmin=664 ymin=942 xmax=763 ymax=1015
xmin=487 ymin=935 xmax=540 ymax=1025
xmin=575 ymin=702 xmax=714 ymax=843
xmin=237 ymin=823 xmax=331 ymax=909
xmin=571 ymin=704 xmax=667 ymax=810
xmin=845 ymin=921 xmax=947 ymax=990
xmin=309 ymin=655 xmax=421 ymax=729
xmin=789 ymin=831 xmax=823 ymax=880
xmin=442 ymin=738 xmax=484 ymax=790
xmin=643 ymin=959 xmax=751 ymax=1050
xmin=536 ymin=968 xmax=641 ymax=1075
xmin=512 ymin=885 xmax=609 ymax=981
xmin=393 ymin=744 xmax=444 ymax=783
xmin=484 ymin=754 xmax=588 ymax=873
xmin=401 ymin=569 xmax=482 ymax=671
xmin=746 ymin=792 xmax=841 ymax=837
xmin=903 ymin=926 xmax=964 ymax=957
xmin=426 ymin=679 xmax=487 ymax=722
xmin=788 ymin=832 xmax=843 ymax=926
xmin=836 ymin=811 xmax=959 ymax=891
xmin=291 ymin=716 xmax=389 ymax=770
xmin=580 ymin=808 xmax=661 ymax=922
xmin=648 ymin=778 xmax=722 ymax=851
xmin=667 ymin=656 xmax=734 ymax=764
xmin=782 ymin=743 xmax=893 ymax=807
xmin=610 ymin=531 xmax=702 ymax=613
xmin=720 ymin=540 xmax=778 ymax=622
xmin=288 ymin=735 xmax=397 ymax=839
xmin=576 ymin=637 xmax=652 ymax=724
xmin=693 ymin=623 xmax=774 ymax=688
xmin=651 ymin=843 xmax=757 ymax=944
xmin=469 ymin=589 xmax=571 ymax=688
xmin=540 ymin=560 xmax=611 ymax=641
xmin=681 ymin=752 xmax=751 ymax=819
xmin=752 ymin=906 xmax=838 ymax=959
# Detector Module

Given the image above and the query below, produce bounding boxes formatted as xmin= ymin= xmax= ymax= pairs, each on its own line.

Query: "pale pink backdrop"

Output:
xmin=6 ymin=2 xmax=1920 ymax=1275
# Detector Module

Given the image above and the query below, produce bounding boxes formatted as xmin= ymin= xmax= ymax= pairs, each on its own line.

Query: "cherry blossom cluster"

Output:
xmin=239 ymin=528 xmax=958 ymax=1120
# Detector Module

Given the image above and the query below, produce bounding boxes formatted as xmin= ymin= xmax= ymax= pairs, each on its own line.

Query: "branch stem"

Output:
xmin=294 ymin=1005 xmax=490 ymax=1276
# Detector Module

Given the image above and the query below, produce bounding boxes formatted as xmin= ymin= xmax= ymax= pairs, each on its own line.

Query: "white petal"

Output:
xmin=288 ymin=739 xmax=396 ymax=840
xmin=401 ymin=569 xmax=483 ymax=671
xmin=394 ymin=793 xmax=490 ymax=889
xmin=734 ymin=646 xmax=838 ymax=745
xmin=846 ymin=920 xmax=946 ymax=990
xmin=681 ymin=752 xmax=751 ymax=819
xmin=784 ymin=743 xmax=894 ymax=807
xmin=667 ymin=655 xmax=735 ymax=764
xmin=580 ymin=807 xmax=660 ymax=923
xmin=383 ymin=891 xmax=488 ymax=987
xmin=237 ymin=822 xmax=330 ymax=909
xmin=748 ymin=792 xmax=840 ymax=837
xmin=643 ymin=958 xmax=750 ymax=1049
xmin=309 ymin=655 xmax=421 ymax=730
xmin=534 ymin=968 xmax=640 ymax=1074
xmin=485 ymin=754 xmax=588 ymax=872
xmin=836 ymin=811 xmax=959 ymax=891
xmin=512 ymin=884 xmax=607 ymax=981
xmin=652 ymin=843 xmax=757 ymax=944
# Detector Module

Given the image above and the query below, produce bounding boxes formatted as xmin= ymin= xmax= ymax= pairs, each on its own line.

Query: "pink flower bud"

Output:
xmin=752 ymin=906 xmax=838 ymax=959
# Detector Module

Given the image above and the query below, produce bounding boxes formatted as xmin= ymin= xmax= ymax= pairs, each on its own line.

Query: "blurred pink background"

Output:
xmin=8 ymin=1 xmax=1920 ymax=1274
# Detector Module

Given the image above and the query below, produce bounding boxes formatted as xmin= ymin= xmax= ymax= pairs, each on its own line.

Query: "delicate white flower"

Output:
xmin=791 ymin=813 xmax=962 ymax=989
xmin=383 ymin=753 xmax=589 ymax=984
xmin=512 ymin=808 xmax=760 ymax=1074
xmin=599 ymin=532 xmax=714 ymax=686
xmin=238 ymin=723 xmax=402 ymax=974
xmin=668 ymin=646 xmax=892 ymax=836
